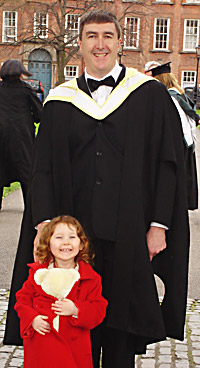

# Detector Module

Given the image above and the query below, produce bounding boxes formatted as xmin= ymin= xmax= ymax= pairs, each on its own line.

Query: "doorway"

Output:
xmin=28 ymin=49 xmax=51 ymax=98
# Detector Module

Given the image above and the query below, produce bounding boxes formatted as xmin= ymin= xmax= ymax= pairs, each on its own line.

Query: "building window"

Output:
xmin=2 ymin=11 xmax=17 ymax=42
xmin=64 ymin=65 xmax=79 ymax=80
xmin=124 ymin=17 xmax=140 ymax=48
xmin=185 ymin=0 xmax=200 ymax=3
xmin=65 ymin=14 xmax=79 ymax=45
xmin=181 ymin=70 xmax=196 ymax=88
xmin=34 ymin=13 xmax=48 ymax=38
xmin=153 ymin=18 xmax=170 ymax=50
xmin=183 ymin=19 xmax=199 ymax=51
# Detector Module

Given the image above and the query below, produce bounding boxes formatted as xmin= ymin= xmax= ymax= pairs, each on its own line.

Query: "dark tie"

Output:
xmin=87 ymin=76 xmax=115 ymax=93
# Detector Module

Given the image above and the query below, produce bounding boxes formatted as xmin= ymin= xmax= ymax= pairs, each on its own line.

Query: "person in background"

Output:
xmin=152 ymin=62 xmax=200 ymax=126
xmin=0 ymin=59 xmax=42 ymax=209
xmin=152 ymin=61 xmax=198 ymax=210
xmin=144 ymin=60 xmax=161 ymax=76
xmin=15 ymin=215 xmax=107 ymax=368
xmin=5 ymin=10 xmax=190 ymax=368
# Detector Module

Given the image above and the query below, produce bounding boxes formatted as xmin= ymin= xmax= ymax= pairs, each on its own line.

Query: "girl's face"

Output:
xmin=50 ymin=223 xmax=82 ymax=268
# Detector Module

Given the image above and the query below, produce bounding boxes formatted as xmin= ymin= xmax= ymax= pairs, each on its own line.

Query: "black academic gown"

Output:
xmin=4 ymin=69 xmax=189 ymax=353
xmin=0 ymin=79 xmax=42 ymax=187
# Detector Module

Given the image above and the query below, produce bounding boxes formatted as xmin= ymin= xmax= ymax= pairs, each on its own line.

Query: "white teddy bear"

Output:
xmin=34 ymin=267 xmax=80 ymax=331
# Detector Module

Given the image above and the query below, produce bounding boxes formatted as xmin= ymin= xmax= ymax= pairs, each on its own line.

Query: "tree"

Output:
xmin=0 ymin=0 xmax=106 ymax=83
xmin=25 ymin=0 xmax=106 ymax=83
xmin=0 ymin=0 xmax=150 ymax=83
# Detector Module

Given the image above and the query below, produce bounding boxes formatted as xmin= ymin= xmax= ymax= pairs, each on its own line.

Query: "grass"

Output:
xmin=196 ymin=110 xmax=200 ymax=129
xmin=3 ymin=182 xmax=21 ymax=198
xmin=34 ymin=122 xmax=40 ymax=136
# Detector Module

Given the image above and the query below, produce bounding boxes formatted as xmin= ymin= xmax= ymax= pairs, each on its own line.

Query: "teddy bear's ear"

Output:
xmin=34 ymin=269 xmax=48 ymax=285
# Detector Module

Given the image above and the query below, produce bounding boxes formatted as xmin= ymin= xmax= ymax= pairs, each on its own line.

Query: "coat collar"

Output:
xmin=28 ymin=260 xmax=96 ymax=281
xmin=78 ymin=260 xmax=97 ymax=280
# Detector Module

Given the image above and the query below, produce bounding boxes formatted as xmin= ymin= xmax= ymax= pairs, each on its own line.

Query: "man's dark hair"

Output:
xmin=79 ymin=9 xmax=121 ymax=40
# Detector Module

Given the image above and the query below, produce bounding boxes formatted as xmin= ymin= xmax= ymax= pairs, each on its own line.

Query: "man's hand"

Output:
xmin=33 ymin=222 xmax=48 ymax=261
xmin=51 ymin=299 xmax=78 ymax=316
xmin=32 ymin=315 xmax=51 ymax=335
xmin=146 ymin=226 xmax=167 ymax=261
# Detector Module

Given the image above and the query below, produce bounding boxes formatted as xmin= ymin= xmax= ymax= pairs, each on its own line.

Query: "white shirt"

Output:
xmin=85 ymin=61 xmax=122 ymax=106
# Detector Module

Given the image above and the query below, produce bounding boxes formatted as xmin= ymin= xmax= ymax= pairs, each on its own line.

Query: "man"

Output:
xmin=4 ymin=10 xmax=190 ymax=368
xmin=144 ymin=60 xmax=161 ymax=76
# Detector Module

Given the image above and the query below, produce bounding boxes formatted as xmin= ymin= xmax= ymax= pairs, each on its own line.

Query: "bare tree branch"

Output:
xmin=0 ymin=0 xmax=151 ymax=83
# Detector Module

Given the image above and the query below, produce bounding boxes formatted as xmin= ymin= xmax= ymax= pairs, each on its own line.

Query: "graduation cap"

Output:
xmin=152 ymin=62 xmax=171 ymax=77
xmin=144 ymin=61 xmax=161 ymax=72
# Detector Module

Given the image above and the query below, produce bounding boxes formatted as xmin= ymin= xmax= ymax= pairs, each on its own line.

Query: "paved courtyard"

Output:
xmin=0 ymin=289 xmax=200 ymax=367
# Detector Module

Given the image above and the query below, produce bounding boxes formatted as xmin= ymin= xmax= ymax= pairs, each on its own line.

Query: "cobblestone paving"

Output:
xmin=0 ymin=289 xmax=200 ymax=367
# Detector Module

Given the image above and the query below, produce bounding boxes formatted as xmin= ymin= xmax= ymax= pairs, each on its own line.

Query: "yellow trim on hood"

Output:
xmin=44 ymin=68 xmax=153 ymax=120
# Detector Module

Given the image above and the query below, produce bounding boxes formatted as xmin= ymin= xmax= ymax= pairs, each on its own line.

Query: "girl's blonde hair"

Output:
xmin=36 ymin=215 xmax=94 ymax=265
xmin=155 ymin=72 xmax=184 ymax=94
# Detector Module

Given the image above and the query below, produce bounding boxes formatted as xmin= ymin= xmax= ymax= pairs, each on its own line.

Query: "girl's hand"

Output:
xmin=32 ymin=315 xmax=51 ymax=335
xmin=51 ymin=299 xmax=78 ymax=316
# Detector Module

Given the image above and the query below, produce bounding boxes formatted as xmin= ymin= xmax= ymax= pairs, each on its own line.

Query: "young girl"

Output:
xmin=15 ymin=215 xmax=108 ymax=368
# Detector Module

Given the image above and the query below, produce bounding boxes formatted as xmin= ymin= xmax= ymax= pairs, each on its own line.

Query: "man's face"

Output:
xmin=79 ymin=22 xmax=121 ymax=78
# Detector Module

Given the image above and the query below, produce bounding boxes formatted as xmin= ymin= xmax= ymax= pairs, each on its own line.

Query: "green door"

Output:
xmin=28 ymin=49 xmax=51 ymax=98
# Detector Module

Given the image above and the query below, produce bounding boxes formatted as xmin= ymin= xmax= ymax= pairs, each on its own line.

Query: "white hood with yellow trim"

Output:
xmin=44 ymin=68 xmax=153 ymax=121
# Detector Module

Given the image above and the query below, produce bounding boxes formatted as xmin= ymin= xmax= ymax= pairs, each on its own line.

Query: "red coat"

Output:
xmin=15 ymin=261 xmax=107 ymax=368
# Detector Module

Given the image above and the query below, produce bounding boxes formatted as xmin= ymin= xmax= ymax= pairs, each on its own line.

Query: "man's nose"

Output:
xmin=96 ymin=36 xmax=105 ymax=49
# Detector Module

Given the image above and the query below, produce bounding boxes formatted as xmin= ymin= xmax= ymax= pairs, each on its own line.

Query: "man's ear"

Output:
xmin=118 ymin=39 xmax=122 ymax=52
xmin=78 ymin=38 xmax=82 ymax=51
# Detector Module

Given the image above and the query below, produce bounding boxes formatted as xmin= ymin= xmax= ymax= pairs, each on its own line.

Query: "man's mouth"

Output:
xmin=94 ymin=53 xmax=107 ymax=58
